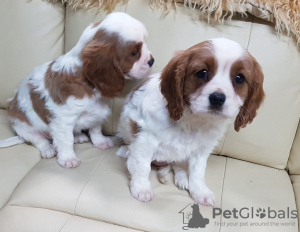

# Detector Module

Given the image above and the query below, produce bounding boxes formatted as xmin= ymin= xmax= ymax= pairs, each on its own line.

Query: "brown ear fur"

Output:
xmin=160 ymin=51 xmax=190 ymax=121
xmin=81 ymin=34 xmax=124 ymax=98
xmin=234 ymin=59 xmax=265 ymax=131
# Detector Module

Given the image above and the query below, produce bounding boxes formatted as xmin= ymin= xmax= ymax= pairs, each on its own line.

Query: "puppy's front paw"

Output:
xmin=57 ymin=157 xmax=81 ymax=168
xmin=93 ymin=137 xmax=114 ymax=150
xmin=190 ymin=187 xmax=216 ymax=206
xmin=130 ymin=182 xmax=154 ymax=202
xmin=41 ymin=144 xmax=56 ymax=159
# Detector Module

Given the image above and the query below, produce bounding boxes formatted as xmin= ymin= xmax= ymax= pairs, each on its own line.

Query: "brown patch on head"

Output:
xmin=81 ymin=29 xmax=143 ymax=98
xmin=130 ymin=118 xmax=140 ymax=138
xmin=160 ymin=41 xmax=216 ymax=121
xmin=232 ymin=53 xmax=265 ymax=131
xmin=28 ymin=84 xmax=52 ymax=124
xmin=45 ymin=62 xmax=95 ymax=105
xmin=230 ymin=59 xmax=251 ymax=100
xmin=7 ymin=94 xmax=31 ymax=125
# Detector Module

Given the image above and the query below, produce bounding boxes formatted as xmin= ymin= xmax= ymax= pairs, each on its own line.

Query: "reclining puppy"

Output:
xmin=0 ymin=12 xmax=154 ymax=168
xmin=117 ymin=38 xmax=265 ymax=206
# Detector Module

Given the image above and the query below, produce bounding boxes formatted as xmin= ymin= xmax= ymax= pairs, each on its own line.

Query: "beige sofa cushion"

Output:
xmin=0 ymin=0 xmax=64 ymax=108
xmin=220 ymin=159 xmax=298 ymax=232
xmin=0 ymin=104 xmax=297 ymax=231
xmin=0 ymin=110 xmax=41 ymax=209
xmin=2 ymin=141 xmax=297 ymax=231
xmin=0 ymin=206 xmax=140 ymax=232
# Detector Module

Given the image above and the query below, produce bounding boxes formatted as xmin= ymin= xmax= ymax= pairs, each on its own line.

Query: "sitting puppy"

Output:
xmin=0 ymin=12 xmax=154 ymax=168
xmin=116 ymin=38 xmax=265 ymax=205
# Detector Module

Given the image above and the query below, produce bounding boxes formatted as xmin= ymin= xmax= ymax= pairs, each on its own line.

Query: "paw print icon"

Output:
xmin=256 ymin=208 xmax=266 ymax=218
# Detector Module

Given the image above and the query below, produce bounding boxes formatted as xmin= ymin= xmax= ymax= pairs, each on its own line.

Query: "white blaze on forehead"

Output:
xmin=210 ymin=38 xmax=245 ymax=67
xmin=207 ymin=38 xmax=246 ymax=89
xmin=97 ymin=12 xmax=148 ymax=42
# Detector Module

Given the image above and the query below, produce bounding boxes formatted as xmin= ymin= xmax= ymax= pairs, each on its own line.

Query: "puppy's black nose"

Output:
xmin=147 ymin=58 xmax=155 ymax=67
xmin=209 ymin=92 xmax=226 ymax=107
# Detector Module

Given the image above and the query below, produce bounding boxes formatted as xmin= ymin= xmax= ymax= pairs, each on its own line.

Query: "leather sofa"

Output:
xmin=0 ymin=0 xmax=300 ymax=231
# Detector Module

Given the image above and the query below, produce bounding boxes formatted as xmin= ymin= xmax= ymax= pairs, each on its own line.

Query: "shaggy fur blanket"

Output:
xmin=41 ymin=0 xmax=300 ymax=43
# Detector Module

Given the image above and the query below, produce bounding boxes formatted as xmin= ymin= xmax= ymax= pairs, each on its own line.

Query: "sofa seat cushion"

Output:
xmin=0 ymin=110 xmax=41 ymax=209
xmin=0 ymin=137 xmax=297 ymax=231
xmin=0 ymin=206 xmax=140 ymax=232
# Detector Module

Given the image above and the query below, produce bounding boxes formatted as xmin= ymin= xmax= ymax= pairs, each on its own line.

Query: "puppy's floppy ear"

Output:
xmin=234 ymin=58 xmax=265 ymax=132
xmin=160 ymin=51 xmax=189 ymax=121
xmin=81 ymin=34 xmax=124 ymax=98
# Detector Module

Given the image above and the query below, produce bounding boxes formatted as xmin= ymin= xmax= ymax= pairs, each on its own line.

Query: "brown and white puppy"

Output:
xmin=116 ymin=38 xmax=265 ymax=205
xmin=0 ymin=12 xmax=154 ymax=168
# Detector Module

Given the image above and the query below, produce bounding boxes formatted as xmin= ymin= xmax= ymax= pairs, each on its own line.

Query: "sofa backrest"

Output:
xmin=0 ymin=0 xmax=65 ymax=109
xmin=1 ymin=0 xmax=300 ymax=170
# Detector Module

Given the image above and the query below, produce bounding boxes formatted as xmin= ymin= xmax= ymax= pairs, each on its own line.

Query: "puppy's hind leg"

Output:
xmin=12 ymin=121 xmax=56 ymax=159
xmin=89 ymin=124 xmax=114 ymax=150
xmin=74 ymin=131 xmax=89 ymax=144
xmin=173 ymin=161 xmax=189 ymax=190
xmin=157 ymin=164 xmax=171 ymax=184
xmin=116 ymin=145 xmax=129 ymax=158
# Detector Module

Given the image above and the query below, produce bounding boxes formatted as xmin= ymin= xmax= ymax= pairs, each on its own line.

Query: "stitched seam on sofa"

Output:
xmin=246 ymin=15 xmax=254 ymax=52
xmin=6 ymin=204 xmax=74 ymax=215
xmin=58 ymin=212 xmax=144 ymax=232
xmin=218 ymin=124 xmax=230 ymax=156
xmin=124 ymin=0 xmax=129 ymax=12
xmin=73 ymin=148 xmax=114 ymax=215
xmin=59 ymin=215 xmax=74 ymax=232
xmin=281 ymin=116 xmax=300 ymax=170
xmin=218 ymin=157 xmax=228 ymax=232
xmin=286 ymin=119 xmax=300 ymax=174
xmin=3 ymin=204 xmax=144 ymax=231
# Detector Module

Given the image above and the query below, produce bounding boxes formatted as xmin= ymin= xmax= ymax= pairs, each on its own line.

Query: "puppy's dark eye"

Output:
xmin=196 ymin=70 xmax=208 ymax=80
xmin=235 ymin=74 xmax=245 ymax=84
xmin=131 ymin=52 xmax=139 ymax=57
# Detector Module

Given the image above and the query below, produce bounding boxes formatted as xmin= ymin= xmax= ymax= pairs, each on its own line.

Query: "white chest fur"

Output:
xmin=151 ymin=117 xmax=227 ymax=163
